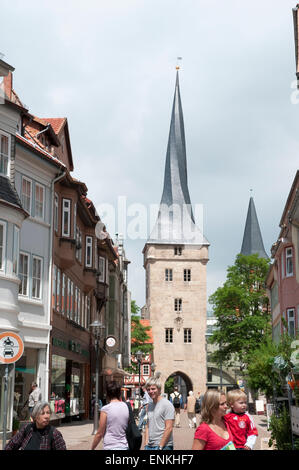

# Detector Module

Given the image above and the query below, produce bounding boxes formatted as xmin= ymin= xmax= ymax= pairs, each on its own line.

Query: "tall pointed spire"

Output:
xmin=148 ymin=70 xmax=208 ymax=245
xmin=240 ymin=197 xmax=268 ymax=259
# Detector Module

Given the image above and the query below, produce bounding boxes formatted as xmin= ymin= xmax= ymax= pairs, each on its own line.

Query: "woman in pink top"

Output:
xmin=91 ymin=381 xmax=129 ymax=450
xmin=192 ymin=390 xmax=235 ymax=450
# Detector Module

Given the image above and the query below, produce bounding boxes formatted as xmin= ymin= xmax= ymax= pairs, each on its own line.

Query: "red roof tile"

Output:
xmin=42 ymin=118 xmax=66 ymax=134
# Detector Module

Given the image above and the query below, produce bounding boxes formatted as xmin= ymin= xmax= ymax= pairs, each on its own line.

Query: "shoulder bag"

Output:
xmin=125 ymin=402 xmax=142 ymax=451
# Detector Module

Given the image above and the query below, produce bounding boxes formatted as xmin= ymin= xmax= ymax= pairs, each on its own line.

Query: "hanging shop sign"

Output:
xmin=0 ymin=331 xmax=24 ymax=364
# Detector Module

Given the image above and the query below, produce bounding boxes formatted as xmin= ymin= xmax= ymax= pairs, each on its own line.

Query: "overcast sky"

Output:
xmin=1 ymin=0 xmax=299 ymax=309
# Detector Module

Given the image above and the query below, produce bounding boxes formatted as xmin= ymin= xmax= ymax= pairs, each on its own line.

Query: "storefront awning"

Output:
xmin=100 ymin=367 xmax=132 ymax=377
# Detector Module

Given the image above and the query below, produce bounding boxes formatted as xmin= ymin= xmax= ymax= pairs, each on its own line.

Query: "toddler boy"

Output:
xmin=224 ymin=389 xmax=258 ymax=450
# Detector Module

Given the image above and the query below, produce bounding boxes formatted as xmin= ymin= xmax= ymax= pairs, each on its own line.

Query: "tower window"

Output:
xmin=165 ymin=328 xmax=173 ymax=343
xmin=165 ymin=268 xmax=173 ymax=281
xmin=184 ymin=269 xmax=191 ymax=282
xmin=184 ymin=328 xmax=192 ymax=343
xmin=174 ymin=298 xmax=182 ymax=311
xmin=174 ymin=246 xmax=182 ymax=256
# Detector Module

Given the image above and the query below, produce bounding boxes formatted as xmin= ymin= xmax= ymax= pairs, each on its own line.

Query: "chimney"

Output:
xmin=3 ymin=71 xmax=12 ymax=100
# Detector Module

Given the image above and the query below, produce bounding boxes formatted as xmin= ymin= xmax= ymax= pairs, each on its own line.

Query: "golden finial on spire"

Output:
xmin=176 ymin=57 xmax=182 ymax=70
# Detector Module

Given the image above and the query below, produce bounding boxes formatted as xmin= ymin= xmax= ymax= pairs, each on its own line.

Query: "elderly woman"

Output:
xmin=5 ymin=401 xmax=66 ymax=450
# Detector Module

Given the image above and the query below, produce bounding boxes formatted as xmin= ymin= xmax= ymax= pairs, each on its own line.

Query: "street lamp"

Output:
xmin=90 ymin=320 xmax=105 ymax=435
xmin=135 ymin=350 xmax=143 ymax=408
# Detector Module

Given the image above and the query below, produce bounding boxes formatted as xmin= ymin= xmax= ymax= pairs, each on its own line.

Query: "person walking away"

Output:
xmin=192 ymin=390 xmax=235 ymax=450
xmin=224 ymin=389 xmax=258 ymax=450
xmin=91 ymin=381 xmax=129 ymax=450
xmin=144 ymin=375 xmax=175 ymax=450
xmin=138 ymin=386 xmax=152 ymax=431
xmin=28 ymin=382 xmax=42 ymax=417
xmin=5 ymin=402 xmax=66 ymax=450
xmin=170 ymin=386 xmax=182 ymax=428
xmin=184 ymin=391 xmax=196 ymax=428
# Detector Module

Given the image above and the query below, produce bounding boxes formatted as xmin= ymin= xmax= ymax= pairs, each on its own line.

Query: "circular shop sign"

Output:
xmin=105 ymin=336 xmax=116 ymax=349
xmin=0 ymin=332 xmax=24 ymax=364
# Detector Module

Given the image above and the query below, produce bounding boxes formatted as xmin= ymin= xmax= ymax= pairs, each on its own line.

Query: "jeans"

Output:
xmin=144 ymin=445 xmax=174 ymax=450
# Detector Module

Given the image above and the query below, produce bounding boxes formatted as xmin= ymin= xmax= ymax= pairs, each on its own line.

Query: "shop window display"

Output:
xmin=14 ymin=348 xmax=38 ymax=420
xmin=50 ymin=356 xmax=85 ymax=418
xmin=50 ymin=355 xmax=66 ymax=417
xmin=0 ymin=364 xmax=14 ymax=432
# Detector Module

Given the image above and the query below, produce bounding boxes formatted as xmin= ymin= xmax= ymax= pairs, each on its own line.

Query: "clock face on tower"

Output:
xmin=105 ymin=336 xmax=116 ymax=348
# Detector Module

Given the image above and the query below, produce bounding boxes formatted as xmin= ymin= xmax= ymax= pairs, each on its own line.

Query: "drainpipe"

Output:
xmin=45 ymin=170 xmax=66 ymax=401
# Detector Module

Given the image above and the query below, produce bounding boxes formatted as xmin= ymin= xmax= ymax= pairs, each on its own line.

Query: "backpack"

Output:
xmin=195 ymin=398 xmax=201 ymax=414
xmin=172 ymin=392 xmax=181 ymax=408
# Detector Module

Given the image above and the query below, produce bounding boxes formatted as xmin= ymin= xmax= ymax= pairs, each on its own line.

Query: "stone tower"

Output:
xmin=143 ymin=71 xmax=209 ymax=394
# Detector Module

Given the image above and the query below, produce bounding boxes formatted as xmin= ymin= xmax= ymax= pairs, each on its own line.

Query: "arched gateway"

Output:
xmin=142 ymin=70 xmax=209 ymax=398
xmin=165 ymin=371 xmax=193 ymax=403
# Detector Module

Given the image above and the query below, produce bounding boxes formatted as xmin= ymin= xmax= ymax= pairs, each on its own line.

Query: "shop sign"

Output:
xmin=52 ymin=337 xmax=89 ymax=358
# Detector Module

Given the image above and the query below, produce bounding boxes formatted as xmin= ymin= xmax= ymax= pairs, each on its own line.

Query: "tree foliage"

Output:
xmin=209 ymin=253 xmax=271 ymax=365
xmin=246 ymin=329 xmax=298 ymax=399
xmin=128 ymin=301 xmax=153 ymax=374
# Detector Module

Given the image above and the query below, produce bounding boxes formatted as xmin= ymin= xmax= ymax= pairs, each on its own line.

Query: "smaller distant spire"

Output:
xmin=240 ymin=196 xmax=268 ymax=259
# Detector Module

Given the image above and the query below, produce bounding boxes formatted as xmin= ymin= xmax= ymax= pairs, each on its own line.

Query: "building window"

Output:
xmin=21 ymin=177 xmax=32 ymax=214
xmin=12 ymin=226 xmax=20 ymax=274
xmin=54 ymin=193 xmax=59 ymax=232
xmin=70 ymin=281 xmax=74 ymax=320
xmin=52 ymin=265 xmax=57 ymax=309
xmin=286 ymin=248 xmax=293 ymax=277
xmin=165 ymin=268 xmax=173 ymax=282
xmin=165 ymin=328 xmax=173 ymax=343
xmin=143 ymin=364 xmax=150 ymax=375
xmin=184 ymin=328 xmax=192 ymax=343
xmin=184 ymin=269 xmax=191 ymax=282
xmin=174 ymin=298 xmax=182 ymax=312
xmin=0 ymin=131 xmax=10 ymax=176
xmin=85 ymin=236 xmax=93 ymax=267
xmin=73 ymin=203 xmax=77 ymax=239
xmin=98 ymin=256 xmax=105 ymax=282
xmin=61 ymin=273 xmax=66 ymax=315
xmin=0 ymin=221 xmax=6 ymax=271
xmin=174 ymin=246 xmax=182 ymax=256
xmin=62 ymin=199 xmax=71 ymax=237
xmin=287 ymin=308 xmax=296 ymax=338
xmin=78 ymin=290 xmax=81 ymax=326
xmin=19 ymin=253 xmax=29 ymax=296
xmin=67 ymin=278 xmax=71 ymax=318
xmin=32 ymin=256 xmax=42 ymax=299
xmin=56 ymin=269 xmax=61 ymax=312
xmin=75 ymin=226 xmax=82 ymax=262
xmin=35 ymin=183 xmax=45 ymax=219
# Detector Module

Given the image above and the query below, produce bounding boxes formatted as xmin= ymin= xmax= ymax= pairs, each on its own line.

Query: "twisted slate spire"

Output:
xmin=148 ymin=71 xmax=208 ymax=245
xmin=240 ymin=197 xmax=268 ymax=259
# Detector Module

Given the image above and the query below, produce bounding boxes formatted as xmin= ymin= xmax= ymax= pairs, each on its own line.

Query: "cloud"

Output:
xmin=1 ymin=0 xmax=298 ymax=308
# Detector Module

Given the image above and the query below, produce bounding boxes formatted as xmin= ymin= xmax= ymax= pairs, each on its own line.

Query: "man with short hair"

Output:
xmin=28 ymin=382 xmax=42 ymax=416
xmin=170 ymin=386 xmax=182 ymax=428
xmin=144 ymin=377 xmax=175 ymax=450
